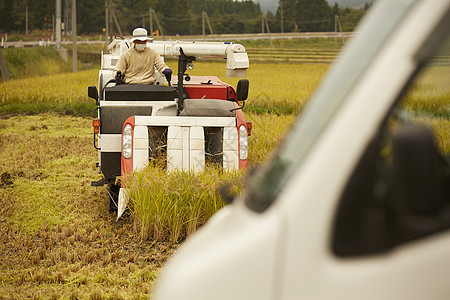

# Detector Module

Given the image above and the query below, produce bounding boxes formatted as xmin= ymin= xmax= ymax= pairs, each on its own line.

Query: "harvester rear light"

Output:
xmin=93 ymin=119 xmax=101 ymax=134
xmin=239 ymin=124 xmax=248 ymax=161
xmin=123 ymin=124 xmax=133 ymax=159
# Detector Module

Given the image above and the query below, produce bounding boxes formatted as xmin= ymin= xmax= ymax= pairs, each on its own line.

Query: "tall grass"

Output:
xmin=400 ymin=64 xmax=450 ymax=152
xmin=1 ymin=54 xmax=448 ymax=245
xmin=247 ymin=112 xmax=297 ymax=164
xmin=402 ymin=65 xmax=450 ymax=118
xmin=0 ymin=69 xmax=98 ymax=115
xmin=125 ymin=63 xmax=449 ymax=243
xmin=0 ymin=62 xmax=328 ymax=116
xmin=414 ymin=117 xmax=450 ymax=154
xmin=187 ymin=61 xmax=329 ymax=114
xmin=1 ymin=61 xmax=446 ymax=118
xmin=124 ymin=111 xmax=297 ymax=243
xmin=126 ymin=165 xmax=245 ymax=243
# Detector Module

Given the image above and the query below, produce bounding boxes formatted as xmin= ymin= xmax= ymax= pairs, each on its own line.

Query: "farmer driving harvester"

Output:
xmin=114 ymin=28 xmax=172 ymax=85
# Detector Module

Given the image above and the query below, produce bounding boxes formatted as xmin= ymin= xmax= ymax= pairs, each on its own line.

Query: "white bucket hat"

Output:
xmin=131 ymin=28 xmax=153 ymax=42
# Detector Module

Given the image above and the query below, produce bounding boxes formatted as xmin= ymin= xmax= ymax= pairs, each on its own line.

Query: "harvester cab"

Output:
xmin=88 ymin=39 xmax=252 ymax=217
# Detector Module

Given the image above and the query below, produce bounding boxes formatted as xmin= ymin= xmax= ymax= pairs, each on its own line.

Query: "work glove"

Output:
xmin=115 ymin=71 xmax=124 ymax=85
xmin=163 ymin=68 xmax=172 ymax=76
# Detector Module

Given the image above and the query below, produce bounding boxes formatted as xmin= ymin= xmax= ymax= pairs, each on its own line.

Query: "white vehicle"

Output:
xmin=153 ymin=0 xmax=450 ymax=299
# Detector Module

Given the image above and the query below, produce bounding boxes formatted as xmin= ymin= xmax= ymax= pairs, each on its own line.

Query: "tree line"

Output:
xmin=0 ymin=0 xmax=370 ymax=36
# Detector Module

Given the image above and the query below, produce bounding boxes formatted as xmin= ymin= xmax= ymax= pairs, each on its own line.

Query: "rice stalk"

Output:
xmin=126 ymin=165 xmax=245 ymax=243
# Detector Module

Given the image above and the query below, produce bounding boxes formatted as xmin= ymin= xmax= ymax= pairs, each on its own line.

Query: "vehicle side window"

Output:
xmin=332 ymin=43 xmax=450 ymax=257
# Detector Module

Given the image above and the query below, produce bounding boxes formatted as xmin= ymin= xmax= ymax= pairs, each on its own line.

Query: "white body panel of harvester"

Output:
xmin=96 ymin=100 xmax=176 ymax=153
xmin=117 ymin=115 xmax=240 ymax=219
xmin=130 ymin=116 xmax=239 ymax=173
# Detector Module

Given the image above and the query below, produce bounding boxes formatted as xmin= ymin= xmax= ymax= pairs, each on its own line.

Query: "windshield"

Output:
xmin=245 ymin=0 xmax=422 ymax=213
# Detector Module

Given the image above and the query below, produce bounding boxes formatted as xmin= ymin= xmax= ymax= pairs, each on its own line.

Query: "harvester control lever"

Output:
xmin=163 ymin=68 xmax=172 ymax=87
xmin=115 ymin=71 xmax=125 ymax=85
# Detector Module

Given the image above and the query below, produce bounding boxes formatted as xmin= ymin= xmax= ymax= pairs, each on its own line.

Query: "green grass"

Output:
xmin=1 ymin=45 xmax=102 ymax=82
xmin=1 ymin=47 xmax=72 ymax=79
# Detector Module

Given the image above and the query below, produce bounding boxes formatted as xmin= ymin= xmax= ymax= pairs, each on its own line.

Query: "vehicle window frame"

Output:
xmin=245 ymin=0 xmax=423 ymax=213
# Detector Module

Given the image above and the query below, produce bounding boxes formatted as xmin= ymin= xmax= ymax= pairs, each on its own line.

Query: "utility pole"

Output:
xmin=56 ymin=0 xmax=62 ymax=49
xmin=105 ymin=0 xmax=110 ymax=42
xmin=150 ymin=9 xmax=164 ymax=38
xmin=262 ymin=14 xmax=264 ymax=34
xmin=202 ymin=12 xmax=206 ymax=37
xmin=105 ymin=0 xmax=122 ymax=38
xmin=0 ymin=48 xmax=10 ymax=82
xmin=52 ymin=15 xmax=55 ymax=40
xmin=265 ymin=15 xmax=271 ymax=35
xmin=149 ymin=8 xmax=153 ymax=35
xmin=111 ymin=8 xmax=123 ymax=37
xmin=72 ymin=0 xmax=77 ymax=72
xmin=262 ymin=15 xmax=271 ymax=34
xmin=64 ymin=0 xmax=69 ymax=35
xmin=26 ymin=6 xmax=28 ymax=35
xmin=202 ymin=12 xmax=214 ymax=40
xmin=280 ymin=2 xmax=284 ymax=33
xmin=335 ymin=15 xmax=343 ymax=43
xmin=262 ymin=14 xmax=272 ymax=46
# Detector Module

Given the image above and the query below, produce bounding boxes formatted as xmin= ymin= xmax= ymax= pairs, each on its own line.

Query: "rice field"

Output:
xmin=0 ymin=43 xmax=448 ymax=298
xmin=0 ymin=114 xmax=170 ymax=298
xmin=0 ymin=60 xmax=307 ymax=298
xmin=124 ymin=61 xmax=449 ymax=244
xmin=402 ymin=65 xmax=450 ymax=117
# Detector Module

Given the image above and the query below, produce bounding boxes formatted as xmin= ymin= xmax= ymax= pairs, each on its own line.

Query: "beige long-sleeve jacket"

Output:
xmin=114 ymin=46 xmax=168 ymax=84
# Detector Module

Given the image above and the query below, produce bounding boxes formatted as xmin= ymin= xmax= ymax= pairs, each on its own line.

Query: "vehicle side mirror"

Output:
xmin=392 ymin=123 xmax=445 ymax=215
xmin=236 ymin=79 xmax=249 ymax=101
xmin=88 ymin=86 xmax=98 ymax=102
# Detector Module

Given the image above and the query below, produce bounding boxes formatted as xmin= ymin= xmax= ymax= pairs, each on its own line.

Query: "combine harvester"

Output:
xmin=88 ymin=39 xmax=252 ymax=219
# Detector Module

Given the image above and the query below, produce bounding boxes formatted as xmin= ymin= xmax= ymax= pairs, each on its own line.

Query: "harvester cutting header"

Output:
xmin=88 ymin=28 xmax=252 ymax=218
